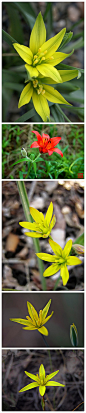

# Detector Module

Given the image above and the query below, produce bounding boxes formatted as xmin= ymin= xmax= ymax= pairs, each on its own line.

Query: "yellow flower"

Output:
xmin=10 ymin=299 xmax=54 ymax=336
xmin=36 ymin=239 xmax=82 ymax=285
xmin=19 ymin=202 xmax=56 ymax=238
xmin=19 ymin=364 xmax=65 ymax=396
xmin=13 ymin=12 xmax=79 ymax=121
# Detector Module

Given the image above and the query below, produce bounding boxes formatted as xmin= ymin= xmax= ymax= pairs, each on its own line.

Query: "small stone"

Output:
xmin=68 ymin=6 xmax=80 ymax=22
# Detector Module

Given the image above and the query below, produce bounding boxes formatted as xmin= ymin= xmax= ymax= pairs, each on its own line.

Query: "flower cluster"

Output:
xmin=13 ymin=12 xmax=79 ymax=120
xmin=19 ymin=203 xmax=82 ymax=286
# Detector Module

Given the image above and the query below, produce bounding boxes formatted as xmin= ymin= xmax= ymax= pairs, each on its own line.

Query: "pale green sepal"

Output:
xmin=44 ymin=85 xmax=71 ymax=105
xmin=19 ymin=382 xmax=39 ymax=392
xmin=30 ymin=12 xmax=46 ymax=55
xmin=18 ymin=83 xmax=33 ymax=108
xmin=32 ymin=90 xmax=50 ymax=121
xmin=25 ymin=64 xmax=39 ymax=77
xmin=36 ymin=64 xmax=62 ymax=83
xmin=47 ymin=50 xmax=74 ymax=66
xmin=40 ymin=28 xmax=66 ymax=58
xmin=13 ymin=43 xmax=33 ymax=64
xmin=58 ymin=69 xmax=78 ymax=82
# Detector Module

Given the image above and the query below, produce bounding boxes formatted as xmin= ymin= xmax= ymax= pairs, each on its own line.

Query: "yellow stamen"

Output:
xmin=41 ymin=57 xmax=45 ymax=61
xmin=42 ymin=89 xmax=45 ymax=95
xmin=34 ymin=59 xmax=39 ymax=64
xmin=38 ymin=48 xmax=41 ymax=53
xmin=49 ymin=56 xmax=54 ymax=60
xmin=37 ymin=89 xmax=41 ymax=95
xmin=44 ymin=50 xmax=47 ymax=54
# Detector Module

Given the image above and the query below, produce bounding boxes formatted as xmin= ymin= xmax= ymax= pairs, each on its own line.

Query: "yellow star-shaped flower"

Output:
xmin=19 ymin=364 xmax=65 ymax=396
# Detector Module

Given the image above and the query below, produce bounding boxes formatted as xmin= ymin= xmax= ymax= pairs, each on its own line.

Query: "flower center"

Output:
xmin=32 ymin=49 xmax=47 ymax=67
xmin=32 ymin=80 xmax=45 ymax=96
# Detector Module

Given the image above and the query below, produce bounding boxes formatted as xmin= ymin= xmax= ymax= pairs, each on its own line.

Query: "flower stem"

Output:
xmin=41 ymin=334 xmax=49 ymax=347
xmin=17 ymin=181 xmax=46 ymax=290
xmin=42 ymin=395 xmax=45 ymax=411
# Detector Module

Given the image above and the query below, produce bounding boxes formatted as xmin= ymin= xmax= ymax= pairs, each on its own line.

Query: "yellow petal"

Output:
xmin=63 ymin=239 xmax=72 ymax=258
xmin=30 ymin=207 xmax=44 ymax=224
xmin=39 ymin=364 xmax=45 ymax=379
xmin=39 ymin=385 xmax=46 ymax=396
xmin=30 ymin=12 xmax=46 ymax=55
xmin=19 ymin=221 xmax=40 ymax=231
xmin=18 ymin=83 xmax=33 ymax=108
xmin=38 ymin=326 xmax=48 ymax=335
xmin=42 ymin=299 xmax=51 ymax=319
xmin=13 ymin=43 xmax=33 ymax=64
xmin=27 ymin=301 xmax=39 ymax=322
xmin=19 ymin=382 xmax=39 ymax=392
xmin=25 ymin=371 xmax=39 ymax=382
xmin=46 ymin=50 xmax=74 ymax=66
xmin=43 ymin=263 xmax=60 ymax=277
xmin=45 ymin=370 xmax=59 ymax=382
xmin=36 ymin=64 xmax=62 ymax=83
xmin=36 ymin=252 xmax=56 ymax=262
xmin=61 ymin=265 xmax=69 ymax=285
xmin=43 ymin=311 xmax=54 ymax=324
xmin=45 ymin=202 xmax=53 ymax=226
xmin=67 ymin=256 xmax=82 ymax=265
xmin=25 ymin=232 xmax=41 ymax=238
xmin=44 ymin=84 xmax=71 ymax=105
xmin=58 ymin=69 xmax=78 ymax=82
xmin=40 ymin=28 xmax=66 ymax=58
xmin=25 ymin=64 xmax=38 ymax=77
xmin=32 ymin=89 xmax=50 ymax=121
xmin=49 ymin=239 xmax=62 ymax=257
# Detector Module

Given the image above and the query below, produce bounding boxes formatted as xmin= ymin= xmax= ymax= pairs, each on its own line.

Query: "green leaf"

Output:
xmin=5 ymin=3 xmax=24 ymax=43
xmin=73 ymin=233 xmax=84 ymax=246
xmin=12 ymin=157 xmax=29 ymax=166
xmin=19 ymin=171 xmax=24 ymax=179
xmin=2 ymin=29 xmax=17 ymax=48
xmin=16 ymin=109 xmax=35 ymax=122
xmin=58 ymin=31 xmax=73 ymax=50
xmin=15 ymin=2 xmax=36 ymax=29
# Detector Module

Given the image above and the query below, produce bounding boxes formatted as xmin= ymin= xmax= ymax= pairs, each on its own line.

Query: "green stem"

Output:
xmin=56 ymin=104 xmax=71 ymax=123
xmin=48 ymin=350 xmax=55 ymax=410
xmin=42 ymin=395 xmax=45 ymax=411
xmin=17 ymin=181 xmax=46 ymax=290
xmin=41 ymin=334 xmax=49 ymax=347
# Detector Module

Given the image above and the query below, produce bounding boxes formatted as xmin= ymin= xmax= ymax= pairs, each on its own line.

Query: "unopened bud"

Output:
xmin=70 ymin=323 xmax=78 ymax=347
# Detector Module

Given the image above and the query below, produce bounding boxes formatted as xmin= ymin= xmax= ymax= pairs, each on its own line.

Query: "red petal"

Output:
xmin=30 ymin=141 xmax=39 ymax=148
xmin=50 ymin=137 xmax=61 ymax=147
xmin=32 ymin=130 xmax=41 ymax=142
xmin=47 ymin=149 xmax=54 ymax=155
xmin=42 ymin=133 xmax=50 ymax=140
xmin=54 ymin=148 xmax=63 ymax=157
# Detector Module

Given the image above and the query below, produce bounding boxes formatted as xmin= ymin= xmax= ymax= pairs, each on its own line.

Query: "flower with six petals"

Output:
xmin=13 ymin=12 xmax=79 ymax=121
xmin=19 ymin=363 xmax=65 ymax=396
xmin=36 ymin=239 xmax=82 ymax=285
xmin=10 ymin=299 xmax=54 ymax=336
xmin=30 ymin=130 xmax=63 ymax=156
xmin=19 ymin=202 xmax=56 ymax=238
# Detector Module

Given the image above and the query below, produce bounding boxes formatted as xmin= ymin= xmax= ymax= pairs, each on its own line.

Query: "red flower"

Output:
xmin=30 ymin=130 xmax=63 ymax=157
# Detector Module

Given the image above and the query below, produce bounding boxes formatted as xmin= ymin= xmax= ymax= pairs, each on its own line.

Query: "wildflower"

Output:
xmin=70 ymin=323 xmax=78 ymax=346
xmin=19 ymin=202 xmax=56 ymax=238
xmin=10 ymin=299 xmax=54 ymax=336
xmin=36 ymin=239 xmax=82 ymax=285
xmin=13 ymin=12 xmax=79 ymax=121
xmin=30 ymin=130 xmax=63 ymax=156
xmin=19 ymin=364 xmax=65 ymax=396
